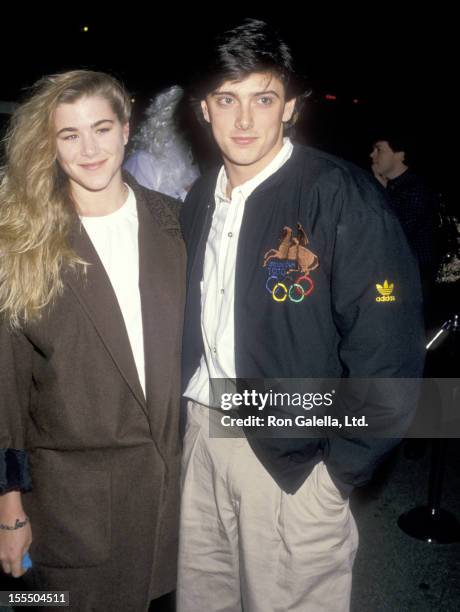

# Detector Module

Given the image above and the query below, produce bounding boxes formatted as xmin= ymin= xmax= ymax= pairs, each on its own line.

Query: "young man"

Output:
xmin=179 ymin=20 xmax=425 ymax=612
xmin=0 ymin=71 xmax=184 ymax=611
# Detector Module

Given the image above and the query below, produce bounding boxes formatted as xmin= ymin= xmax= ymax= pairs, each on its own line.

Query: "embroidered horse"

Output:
xmin=263 ymin=224 xmax=319 ymax=275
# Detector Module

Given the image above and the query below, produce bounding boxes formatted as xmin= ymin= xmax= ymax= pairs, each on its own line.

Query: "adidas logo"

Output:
xmin=376 ymin=280 xmax=396 ymax=302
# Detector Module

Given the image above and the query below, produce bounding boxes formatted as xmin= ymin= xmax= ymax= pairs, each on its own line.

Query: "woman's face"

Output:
xmin=54 ymin=95 xmax=129 ymax=195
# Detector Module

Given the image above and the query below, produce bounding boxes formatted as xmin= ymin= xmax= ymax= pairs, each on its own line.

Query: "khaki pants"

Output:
xmin=178 ymin=402 xmax=359 ymax=612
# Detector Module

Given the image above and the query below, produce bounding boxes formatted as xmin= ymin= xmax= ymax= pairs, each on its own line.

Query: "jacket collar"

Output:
xmin=203 ymin=144 xmax=305 ymax=201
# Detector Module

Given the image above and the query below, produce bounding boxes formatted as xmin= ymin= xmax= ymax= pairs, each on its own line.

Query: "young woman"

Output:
xmin=0 ymin=70 xmax=185 ymax=611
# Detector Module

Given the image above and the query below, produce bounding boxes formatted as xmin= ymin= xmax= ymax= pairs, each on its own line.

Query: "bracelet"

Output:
xmin=0 ymin=516 xmax=30 ymax=531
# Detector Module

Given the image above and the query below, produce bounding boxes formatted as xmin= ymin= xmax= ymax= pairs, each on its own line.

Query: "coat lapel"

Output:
xmin=64 ymin=220 xmax=147 ymax=414
xmin=137 ymin=195 xmax=185 ymax=401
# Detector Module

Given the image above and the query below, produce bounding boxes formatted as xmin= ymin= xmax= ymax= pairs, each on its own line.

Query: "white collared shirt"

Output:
xmin=81 ymin=185 xmax=145 ymax=395
xmin=185 ymin=139 xmax=293 ymax=405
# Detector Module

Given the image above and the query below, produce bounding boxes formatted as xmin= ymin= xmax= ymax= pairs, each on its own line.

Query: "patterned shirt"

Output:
xmin=386 ymin=169 xmax=440 ymax=281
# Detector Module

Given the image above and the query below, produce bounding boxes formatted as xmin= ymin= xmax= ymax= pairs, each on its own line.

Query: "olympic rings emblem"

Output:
xmin=265 ymin=270 xmax=315 ymax=303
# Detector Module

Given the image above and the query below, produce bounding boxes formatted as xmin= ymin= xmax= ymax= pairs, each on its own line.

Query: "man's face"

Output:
xmin=54 ymin=95 xmax=129 ymax=195
xmin=201 ymin=72 xmax=295 ymax=179
xmin=370 ymin=140 xmax=403 ymax=179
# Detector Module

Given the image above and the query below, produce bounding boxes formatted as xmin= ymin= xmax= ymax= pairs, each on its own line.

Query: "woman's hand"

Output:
xmin=0 ymin=491 xmax=32 ymax=577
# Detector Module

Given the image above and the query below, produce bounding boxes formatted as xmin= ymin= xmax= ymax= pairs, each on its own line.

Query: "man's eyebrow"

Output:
xmin=210 ymin=91 xmax=235 ymax=97
xmin=253 ymin=90 xmax=280 ymax=98
xmin=56 ymin=119 xmax=114 ymax=136
xmin=211 ymin=90 xmax=281 ymax=98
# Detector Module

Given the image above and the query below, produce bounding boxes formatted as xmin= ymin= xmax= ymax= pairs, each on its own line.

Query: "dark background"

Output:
xmin=0 ymin=6 xmax=455 ymax=207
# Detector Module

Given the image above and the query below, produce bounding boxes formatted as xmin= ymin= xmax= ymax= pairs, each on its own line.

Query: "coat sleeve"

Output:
xmin=323 ymin=169 xmax=426 ymax=491
xmin=0 ymin=320 xmax=33 ymax=493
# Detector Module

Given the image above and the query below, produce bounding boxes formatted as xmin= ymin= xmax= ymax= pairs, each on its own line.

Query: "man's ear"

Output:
xmin=282 ymin=98 xmax=296 ymax=123
xmin=201 ymin=100 xmax=210 ymax=123
xmin=123 ymin=122 xmax=130 ymax=146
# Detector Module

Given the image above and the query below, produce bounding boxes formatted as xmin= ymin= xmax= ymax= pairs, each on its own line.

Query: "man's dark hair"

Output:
xmin=373 ymin=134 xmax=407 ymax=155
xmin=371 ymin=122 xmax=415 ymax=163
xmin=189 ymin=19 xmax=309 ymax=128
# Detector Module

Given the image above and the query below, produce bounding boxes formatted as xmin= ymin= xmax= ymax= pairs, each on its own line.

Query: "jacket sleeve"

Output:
xmin=0 ymin=320 xmax=33 ymax=493
xmin=323 ymin=169 xmax=426 ymax=490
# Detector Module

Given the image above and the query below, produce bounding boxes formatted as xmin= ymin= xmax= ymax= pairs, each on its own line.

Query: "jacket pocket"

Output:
xmin=26 ymin=468 xmax=111 ymax=568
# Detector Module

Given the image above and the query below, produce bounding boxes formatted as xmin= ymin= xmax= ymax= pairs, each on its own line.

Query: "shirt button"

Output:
xmin=228 ymin=232 xmax=233 ymax=237
xmin=213 ymin=347 xmax=217 ymax=353
xmin=220 ymin=288 xmax=225 ymax=294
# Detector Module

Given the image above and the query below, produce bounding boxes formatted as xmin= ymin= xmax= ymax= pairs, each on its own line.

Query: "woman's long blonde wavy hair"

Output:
xmin=0 ymin=70 xmax=131 ymax=328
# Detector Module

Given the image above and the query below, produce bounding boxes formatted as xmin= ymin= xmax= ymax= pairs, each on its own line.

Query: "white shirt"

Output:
xmin=81 ymin=185 xmax=146 ymax=395
xmin=185 ymin=139 xmax=293 ymax=406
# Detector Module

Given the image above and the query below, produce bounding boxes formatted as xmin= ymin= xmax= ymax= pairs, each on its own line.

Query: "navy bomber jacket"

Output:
xmin=181 ymin=144 xmax=425 ymax=495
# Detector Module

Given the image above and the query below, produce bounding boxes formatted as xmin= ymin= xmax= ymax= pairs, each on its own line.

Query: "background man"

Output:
xmin=370 ymin=135 xmax=440 ymax=317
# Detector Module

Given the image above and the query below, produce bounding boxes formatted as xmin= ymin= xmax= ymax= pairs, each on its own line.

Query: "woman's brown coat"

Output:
xmin=0 ymin=178 xmax=186 ymax=611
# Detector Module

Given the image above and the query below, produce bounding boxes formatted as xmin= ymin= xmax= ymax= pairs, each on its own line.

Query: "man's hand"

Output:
xmin=0 ymin=491 xmax=32 ymax=577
